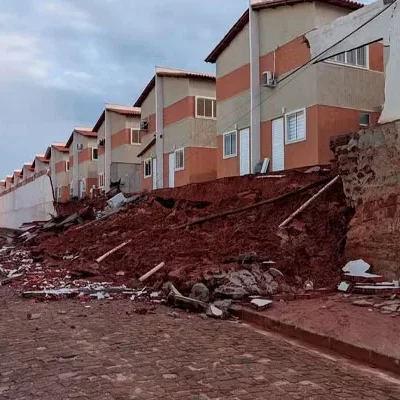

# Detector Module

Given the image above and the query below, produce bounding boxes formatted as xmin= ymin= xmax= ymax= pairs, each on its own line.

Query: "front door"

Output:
xmin=152 ymin=158 xmax=157 ymax=190
xmin=272 ymin=118 xmax=285 ymax=171
xmin=239 ymin=128 xmax=250 ymax=176
xmin=169 ymin=153 xmax=175 ymax=188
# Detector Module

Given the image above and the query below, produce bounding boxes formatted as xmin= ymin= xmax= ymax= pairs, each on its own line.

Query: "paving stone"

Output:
xmin=0 ymin=288 xmax=399 ymax=399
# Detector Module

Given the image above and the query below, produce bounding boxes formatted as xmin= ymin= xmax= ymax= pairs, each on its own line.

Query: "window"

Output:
xmin=196 ymin=97 xmax=217 ymax=119
xmin=65 ymin=161 xmax=70 ymax=172
xmin=131 ymin=129 xmax=141 ymax=145
xmin=144 ymin=158 xmax=152 ymax=178
xmin=359 ymin=113 xmax=370 ymax=126
xmin=223 ymin=131 xmax=237 ymax=158
xmin=98 ymin=173 xmax=105 ymax=188
xmin=174 ymin=148 xmax=184 ymax=171
xmin=92 ymin=148 xmax=98 ymax=160
xmin=285 ymin=109 xmax=306 ymax=143
xmin=56 ymin=187 xmax=61 ymax=199
xmin=329 ymin=46 xmax=368 ymax=68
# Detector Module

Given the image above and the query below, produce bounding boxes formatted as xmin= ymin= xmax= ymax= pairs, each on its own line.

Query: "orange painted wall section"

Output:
xmin=163 ymin=97 xmax=195 ymax=127
xmin=60 ymin=186 xmax=70 ymax=202
xmin=148 ymin=113 xmax=156 ymax=134
xmin=163 ymin=147 xmax=217 ymax=188
xmin=369 ymin=42 xmax=384 ymax=72
xmin=78 ymin=148 xmax=92 ymax=164
xmin=98 ymin=146 xmax=105 ymax=156
xmin=217 ymin=135 xmax=239 ymax=178
xmin=111 ymin=128 xmax=130 ymax=150
xmin=140 ymin=162 xmax=153 ymax=191
xmin=216 ymin=64 xmax=250 ymax=102
xmin=86 ymin=177 xmax=98 ymax=191
xmin=69 ymin=155 xmax=74 ymax=168
xmin=55 ymin=161 xmax=66 ymax=173
xmin=284 ymin=106 xmax=319 ymax=170
xmin=259 ymin=36 xmax=310 ymax=79
xmin=315 ymin=105 xmax=381 ymax=164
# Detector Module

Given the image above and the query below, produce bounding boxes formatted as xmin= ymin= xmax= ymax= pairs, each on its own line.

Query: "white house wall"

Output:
xmin=0 ymin=174 xmax=55 ymax=229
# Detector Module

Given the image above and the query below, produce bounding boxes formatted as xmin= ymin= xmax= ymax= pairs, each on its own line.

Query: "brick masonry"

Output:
xmin=332 ymin=120 xmax=400 ymax=278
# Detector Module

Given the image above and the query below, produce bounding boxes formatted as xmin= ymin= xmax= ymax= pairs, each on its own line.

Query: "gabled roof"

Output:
xmin=32 ymin=155 xmax=49 ymax=168
xmin=45 ymin=143 xmax=69 ymax=159
xmin=23 ymin=163 xmax=35 ymax=172
xmin=134 ymin=67 xmax=216 ymax=107
xmin=13 ymin=170 xmax=22 ymax=179
xmin=0 ymin=180 xmax=5 ymax=187
xmin=205 ymin=0 xmax=363 ymax=63
xmin=66 ymin=127 xmax=97 ymax=148
xmin=137 ymin=138 xmax=156 ymax=158
xmin=93 ymin=104 xmax=141 ymax=132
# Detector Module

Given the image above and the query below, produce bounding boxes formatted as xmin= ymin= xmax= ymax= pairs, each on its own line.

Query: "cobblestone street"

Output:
xmin=1 ymin=289 xmax=400 ymax=400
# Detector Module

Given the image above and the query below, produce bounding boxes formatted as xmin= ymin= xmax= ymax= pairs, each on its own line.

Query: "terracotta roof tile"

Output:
xmin=134 ymin=67 xmax=215 ymax=107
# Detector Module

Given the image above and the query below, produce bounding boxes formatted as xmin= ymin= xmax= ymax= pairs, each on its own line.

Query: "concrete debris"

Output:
xmin=304 ymin=280 xmax=314 ymax=291
xmin=107 ymin=192 xmax=126 ymax=209
xmin=250 ymin=298 xmax=273 ymax=311
xmin=206 ymin=304 xmax=224 ymax=319
xmin=352 ymin=299 xmax=374 ymax=307
xmin=214 ymin=266 xmax=281 ymax=299
xmin=190 ymin=283 xmax=210 ymax=303
xmin=338 ymin=281 xmax=351 ymax=292
xmin=27 ymin=313 xmax=41 ymax=320
xmin=304 ymin=166 xmax=321 ymax=174
xmin=343 ymin=259 xmax=370 ymax=275
xmin=116 ymin=271 xmax=125 ymax=276
xmin=381 ymin=304 xmax=400 ymax=313
xmin=268 ymin=267 xmax=284 ymax=280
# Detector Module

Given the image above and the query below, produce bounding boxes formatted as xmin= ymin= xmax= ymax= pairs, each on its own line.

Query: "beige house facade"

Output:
xmin=93 ymin=104 xmax=142 ymax=193
xmin=134 ymin=67 xmax=217 ymax=191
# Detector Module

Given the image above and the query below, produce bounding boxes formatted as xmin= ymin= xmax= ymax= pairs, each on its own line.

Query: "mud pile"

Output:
xmin=22 ymin=170 xmax=352 ymax=294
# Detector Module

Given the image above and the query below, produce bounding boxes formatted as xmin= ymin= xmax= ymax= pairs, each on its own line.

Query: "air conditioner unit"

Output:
xmin=76 ymin=143 xmax=84 ymax=151
xmin=262 ymin=71 xmax=277 ymax=88
xmin=140 ymin=120 xmax=149 ymax=131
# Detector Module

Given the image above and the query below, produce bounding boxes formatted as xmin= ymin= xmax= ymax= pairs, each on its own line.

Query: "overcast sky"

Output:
xmin=0 ymin=0 xmax=248 ymax=177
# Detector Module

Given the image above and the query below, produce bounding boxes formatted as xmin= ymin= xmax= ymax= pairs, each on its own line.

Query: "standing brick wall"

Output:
xmin=332 ymin=120 xmax=400 ymax=278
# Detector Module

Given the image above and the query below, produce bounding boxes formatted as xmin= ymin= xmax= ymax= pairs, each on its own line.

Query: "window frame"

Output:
xmin=174 ymin=148 xmax=185 ymax=171
xmin=91 ymin=148 xmax=98 ymax=161
xmin=65 ymin=160 xmax=70 ymax=172
xmin=195 ymin=96 xmax=217 ymax=120
xmin=359 ymin=113 xmax=371 ymax=127
xmin=326 ymin=45 xmax=369 ymax=70
xmin=98 ymin=173 xmax=105 ymax=188
xmin=144 ymin=158 xmax=152 ymax=178
xmin=130 ymin=128 xmax=141 ymax=145
xmin=223 ymin=130 xmax=238 ymax=159
xmin=56 ymin=187 xmax=61 ymax=199
xmin=285 ymin=108 xmax=307 ymax=144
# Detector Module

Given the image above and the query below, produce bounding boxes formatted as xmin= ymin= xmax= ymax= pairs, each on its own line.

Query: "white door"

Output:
xmin=168 ymin=153 xmax=175 ymax=188
xmin=239 ymin=128 xmax=250 ymax=176
xmin=152 ymin=158 xmax=157 ymax=190
xmin=272 ymin=118 xmax=285 ymax=171
xmin=79 ymin=179 xmax=85 ymax=198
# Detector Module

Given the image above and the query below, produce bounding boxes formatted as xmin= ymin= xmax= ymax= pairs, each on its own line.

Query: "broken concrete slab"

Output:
xmin=250 ymin=299 xmax=273 ymax=311
xmin=338 ymin=281 xmax=351 ymax=292
xmin=268 ymin=267 xmax=284 ymax=280
xmin=27 ymin=313 xmax=41 ymax=320
xmin=206 ymin=304 xmax=224 ymax=319
xmin=342 ymin=259 xmax=370 ymax=275
xmin=107 ymin=192 xmax=126 ymax=209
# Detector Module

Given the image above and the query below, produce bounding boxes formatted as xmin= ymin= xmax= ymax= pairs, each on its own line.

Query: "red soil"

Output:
xmin=27 ymin=170 xmax=352 ymax=292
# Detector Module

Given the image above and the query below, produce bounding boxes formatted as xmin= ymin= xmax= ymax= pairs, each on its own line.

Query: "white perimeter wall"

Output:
xmin=0 ymin=174 xmax=56 ymax=229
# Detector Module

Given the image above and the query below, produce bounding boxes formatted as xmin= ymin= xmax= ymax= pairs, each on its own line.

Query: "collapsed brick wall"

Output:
xmin=332 ymin=120 xmax=400 ymax=279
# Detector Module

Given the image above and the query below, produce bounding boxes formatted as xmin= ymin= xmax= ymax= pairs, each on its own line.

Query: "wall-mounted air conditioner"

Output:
xmin=262 ymin=71 xmax=277 ymax=88
xmin=140 ymin=120 xmax=149 ymax=131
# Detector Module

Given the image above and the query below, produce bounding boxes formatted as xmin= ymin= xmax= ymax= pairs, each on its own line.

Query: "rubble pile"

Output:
xmin=10 ymin=169 xmax=352 ymax=303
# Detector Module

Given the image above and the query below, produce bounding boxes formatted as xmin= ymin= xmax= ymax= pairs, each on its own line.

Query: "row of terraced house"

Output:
xmin=0 ymin=0 xmax=385 ymax=202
